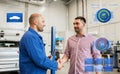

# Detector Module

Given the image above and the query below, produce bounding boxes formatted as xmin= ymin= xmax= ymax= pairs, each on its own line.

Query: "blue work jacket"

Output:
xmin=19 ymin=28 xmax=58 ymax=74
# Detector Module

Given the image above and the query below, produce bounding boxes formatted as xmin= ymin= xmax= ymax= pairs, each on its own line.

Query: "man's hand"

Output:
xmin=56 ymin=54 xmax=68 ymax=70
xmin=96 ymin=72 xmax=100 ymax=74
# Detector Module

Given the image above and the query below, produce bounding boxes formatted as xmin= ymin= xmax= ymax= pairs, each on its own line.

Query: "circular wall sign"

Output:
xmin=94 ymin=37 xmax=111 ymax=52
xmin=97 ymin=8 xmax=111 ymax=23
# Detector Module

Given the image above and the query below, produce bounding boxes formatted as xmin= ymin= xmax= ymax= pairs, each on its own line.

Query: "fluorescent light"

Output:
xmin=53 ymin=0 xmax=57 ymax=1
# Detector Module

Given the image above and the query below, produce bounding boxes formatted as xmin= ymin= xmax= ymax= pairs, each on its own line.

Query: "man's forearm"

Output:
xmin=96 ymin=72 xmax=100 ymax=74
xmin=61 ymin=54 xmax=68 ymax=64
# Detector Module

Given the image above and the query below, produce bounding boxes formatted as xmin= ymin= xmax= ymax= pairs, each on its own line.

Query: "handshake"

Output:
xmin=48 ymin=54 xmax=66 ymax=70
xmin=57 ymin=59 xmax=64 ymax=70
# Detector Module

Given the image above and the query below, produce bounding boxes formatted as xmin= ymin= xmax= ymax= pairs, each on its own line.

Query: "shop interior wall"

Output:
xmin=67 ymin=0 xmax=120 ymax=43
xmin=0 ymin=0 xmax=67 ymax=56
xmin=86 ymin=0 xmax=120 ymax=42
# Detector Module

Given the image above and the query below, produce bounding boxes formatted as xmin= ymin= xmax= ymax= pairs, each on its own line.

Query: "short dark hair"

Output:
xmin=75 ymin=16 xmax=86 ymax=23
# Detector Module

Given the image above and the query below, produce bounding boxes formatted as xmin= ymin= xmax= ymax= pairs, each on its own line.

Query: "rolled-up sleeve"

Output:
xmin=91 ymin=40 xmax=101 ymax=59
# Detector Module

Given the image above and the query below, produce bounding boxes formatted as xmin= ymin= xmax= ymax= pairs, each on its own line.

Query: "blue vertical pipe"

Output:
xmin=113 ymin=46 xmax=118 ymax=68
xmin=51 ymin=26 xmax=56 ymax=74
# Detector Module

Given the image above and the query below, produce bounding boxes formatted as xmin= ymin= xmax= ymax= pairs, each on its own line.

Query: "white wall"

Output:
xmin=67 ymin=0 xmax=77 ymax=31
xmin=0 ymin=0 xmax=25 ymax=41
xmin=67 ymin=0 xmax=120 ymax=41
xmin=0 ymin=0 xmax=67 ymax=55
xmin=86 ymin=0 xmax=120 ymax=41
xmin=27 ymin=0 xmax=67 ymax=32
xmin=0 ymin=0 xmax=67 ymax=34
xmin=67 ymin=0 xmax=85 ymax=31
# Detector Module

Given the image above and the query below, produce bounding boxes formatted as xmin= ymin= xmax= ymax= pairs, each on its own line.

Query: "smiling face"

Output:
xmin=73 ymin=19 xmax=85 ymax=34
